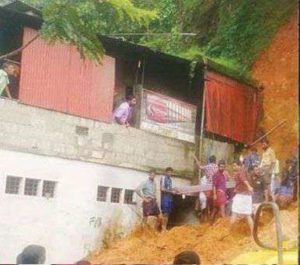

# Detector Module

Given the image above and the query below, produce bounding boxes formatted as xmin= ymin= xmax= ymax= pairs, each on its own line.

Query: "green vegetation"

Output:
xmin=133 ymin=0 xmax=297 ymax=77
xmin=28 ymin=0 xmax=157 ymax=61
xmin=20 ymin=0 xmax=297 ymax=78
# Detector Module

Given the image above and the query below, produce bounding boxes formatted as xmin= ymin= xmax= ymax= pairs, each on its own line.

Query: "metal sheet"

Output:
xmin=19 ymin=27 xmax=115 ymax=122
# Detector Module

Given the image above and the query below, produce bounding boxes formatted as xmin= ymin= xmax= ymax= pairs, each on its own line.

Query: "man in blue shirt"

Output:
xmin=160 ymin=167 xmax=176 ymax=231
xmin=244 ymin=147 xmax=260 ymax=172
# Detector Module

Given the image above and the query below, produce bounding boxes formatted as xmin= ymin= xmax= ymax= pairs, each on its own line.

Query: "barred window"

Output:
xmin=124 ymin=189 xmax=135 ymax=204
xmin=97 ymin=186 xmax=109 ymax=202
xmin=5 ymin=176 xmax=22 ymax=194
xmin=111 ymin=188 xmax=122 ymax=203
xmin=42 ymin=181 xmax=56 ymax=198
xmin=24 ymin=178 xmax=40 ymax=196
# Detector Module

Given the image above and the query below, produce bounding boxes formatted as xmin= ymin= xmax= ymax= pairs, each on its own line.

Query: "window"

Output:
xmin=97 ymin=186 xmax=109 ymax=202
xmin=111 ymin=188 xmax=122 ymax=203
xmin=124 ymin=189 xmax=135 ymax=204
xmin=42 ymin=181 xmax=56 ymax=198
xmin=24 ymin=178 xmax=40 ymax=196
xmin=5 ymin=176 xmax=22 ymax=194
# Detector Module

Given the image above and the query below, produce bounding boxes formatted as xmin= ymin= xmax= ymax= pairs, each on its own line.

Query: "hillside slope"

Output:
xmin=252 ymin=15 xmax=298 ymax=162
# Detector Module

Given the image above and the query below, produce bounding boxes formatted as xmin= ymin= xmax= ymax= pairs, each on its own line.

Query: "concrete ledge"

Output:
xmin=0 ymin=98 xmax=195 ymax=177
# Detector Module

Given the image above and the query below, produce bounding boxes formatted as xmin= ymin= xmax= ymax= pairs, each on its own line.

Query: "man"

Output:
xmin=211 ymin=160 xmax=228 ymax=221
xmin=275 ymin=159 xmax=297 ymax=209
xmin=250 ymin=165 xmax=266 ymax=214
xmin=194 ymin=155 xmax=218 ymax=215
xmin=260 ymin=139 xmax=276 ymax=202
xmin=113 ymin=95 xmax=136 ymax=127
xmin=136 ymin=169 xmax=161 ymax=228
xmin=231 ymin=159 xmax=254 ymax=235
xmin=160 ymin=167 xmax=176 ymax=231
xmin=195 ymin=155 xmax=218 ymax=183
xmin=244 ymin=147 xmax=260 ymax=172
xmin=0 ymin=62 xmax=14 ymax=99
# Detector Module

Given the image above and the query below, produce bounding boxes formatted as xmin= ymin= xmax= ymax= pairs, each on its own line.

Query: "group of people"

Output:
xmin=135 ymin=167 xmax=176 ymax=231
xmin=197 ymin=138 xmax=298 ymax=235
xmin=135 ymin=138 xmax=298 ymax=237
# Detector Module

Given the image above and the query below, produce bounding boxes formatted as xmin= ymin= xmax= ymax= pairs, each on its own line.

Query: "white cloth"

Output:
xmin=199 ymin=192 xmax=207 ymax=210
xmin=199 ymin=176 xmax=208 ymax=209
xmin=271 ymin=159 xmax=280 ymax=178
xmin=0 ymin=69 xmax=9 ymax=96
xmin=232 ymin=194 xmax=252 ymax=215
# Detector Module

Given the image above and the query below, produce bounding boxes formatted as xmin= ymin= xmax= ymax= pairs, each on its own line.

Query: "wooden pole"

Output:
xmin=198 ymin=59 xmax=208 ymax=173
xmin=249 ymin=119 xmax=287 ymax=146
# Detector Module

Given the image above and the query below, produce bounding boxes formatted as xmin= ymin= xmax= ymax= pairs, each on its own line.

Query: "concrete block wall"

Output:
xmin=0 ymin=98 xmax=195 ymax=177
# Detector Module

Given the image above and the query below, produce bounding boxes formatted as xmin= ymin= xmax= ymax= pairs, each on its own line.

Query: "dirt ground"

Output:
xmin=252 ymin=15 xmax=298 ymax=163
xmin=88 ymin=203 xmax=297 ymax=264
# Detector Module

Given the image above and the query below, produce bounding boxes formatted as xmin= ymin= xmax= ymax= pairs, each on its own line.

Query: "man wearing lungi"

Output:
xmin=231 ymin=159 xmax=254 ymax=235
xmin=136 ymin=169 xmax=161 ymax=228
xmin=160 ymin=167 xmax=175 ymax=231
xmin=211 ymin=160 xmax=228 ymax=221
xmin=260 ymin=139 xmax=276 ymax=202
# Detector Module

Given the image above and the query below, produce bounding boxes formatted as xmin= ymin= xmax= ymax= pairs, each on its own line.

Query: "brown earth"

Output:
xmin=88 ymin=204 xmax=297 ymax=264
xmin=252 ymin=15 xmax=298 ymax=163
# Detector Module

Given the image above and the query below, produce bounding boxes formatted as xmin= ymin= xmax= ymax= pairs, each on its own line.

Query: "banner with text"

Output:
xmin=140 ymin=90 xmax=196 ymax=143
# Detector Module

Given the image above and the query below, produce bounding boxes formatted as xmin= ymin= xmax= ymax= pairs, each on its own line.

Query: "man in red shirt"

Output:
xmin=231 ymin=159 xmax=254 ymax=235
xmin=211 ymin=160 xmax=228 ymax=221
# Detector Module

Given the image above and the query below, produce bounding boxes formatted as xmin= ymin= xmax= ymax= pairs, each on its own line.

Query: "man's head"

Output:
xmin=126 ymin=95 xmax=137 ymax=106
xmin=232 ymin=159 xmax=242 ymax=172
xmin=2 ymin=62 xmax=15 ymax=75
xmin=173 ymin=251 xmax=201 ymax=265
xmin=261 ymin=138 xmax=270 ymax=150
xmin=149 ymin=169 xmax=156 ymax=180
xmin=208 ymin=155 xmax=216 ymax=164
xmin=253 ymin=165 xmax=261 ymax=176
xmin=251 ymin=147 xmax=258 ymax=153
xmin=218 ymin=160 xmax=226 ymax=172
xmin=165 ymin=167 xmax=174 ymax=177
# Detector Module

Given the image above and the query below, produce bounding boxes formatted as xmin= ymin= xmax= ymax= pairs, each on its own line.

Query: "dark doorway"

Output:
xmin=167 ymin=194 xmax=199 ymax=228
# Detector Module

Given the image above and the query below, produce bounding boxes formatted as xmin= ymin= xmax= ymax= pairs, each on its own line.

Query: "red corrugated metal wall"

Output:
xmin=205 ymin=71 xmax=258 ymax=144
xmin=19 ymin=27 xmax=115 ymax=122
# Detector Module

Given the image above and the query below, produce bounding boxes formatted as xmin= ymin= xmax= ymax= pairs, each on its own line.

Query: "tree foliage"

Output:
xmin=31 ymin=0 xmax=156 ymax=61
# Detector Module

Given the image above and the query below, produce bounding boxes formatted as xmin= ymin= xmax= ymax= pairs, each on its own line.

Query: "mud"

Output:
xmin=88 ymin=204 xmax=297 ymax=264
xmin=252 ymin=15 xmax=298 ymax=163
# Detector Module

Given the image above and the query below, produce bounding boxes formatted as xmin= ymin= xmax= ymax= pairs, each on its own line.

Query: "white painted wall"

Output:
xmin=0 ymin=149 xmax=190 ymax=264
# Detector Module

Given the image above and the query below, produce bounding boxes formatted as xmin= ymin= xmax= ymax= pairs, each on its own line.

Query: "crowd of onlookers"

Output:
xmin=195 ymin=138 xmax=298 ymax=234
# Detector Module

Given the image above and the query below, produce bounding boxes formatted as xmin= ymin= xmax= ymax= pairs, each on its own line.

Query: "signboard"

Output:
xmin=140 ymin=89 xmax=196 ymax=143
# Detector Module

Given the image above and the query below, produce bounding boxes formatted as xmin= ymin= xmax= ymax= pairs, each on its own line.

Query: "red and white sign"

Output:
xmin=140 ymin=90 xmax=196 ymax=143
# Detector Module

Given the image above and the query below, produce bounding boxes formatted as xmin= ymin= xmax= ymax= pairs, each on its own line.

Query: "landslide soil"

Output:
xmin=88 ymin=204 xmax=297 ymax=264
xmin=252 ymin=15 xmax=298 ymax=163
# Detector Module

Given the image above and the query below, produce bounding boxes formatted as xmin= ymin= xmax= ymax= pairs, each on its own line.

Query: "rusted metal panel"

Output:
xmin=19 ymin=27 xmax=115 ymax=122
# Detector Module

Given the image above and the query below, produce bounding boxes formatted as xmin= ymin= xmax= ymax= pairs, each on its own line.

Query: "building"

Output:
xmin=0 ymin=2 xmax=260 ymax=263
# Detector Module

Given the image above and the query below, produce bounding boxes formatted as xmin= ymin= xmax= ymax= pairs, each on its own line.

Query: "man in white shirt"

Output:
xmin=0 ymin=62 xmax=14 ymax=99
xmin=260 ymin=138 xmax=277 ymax=201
